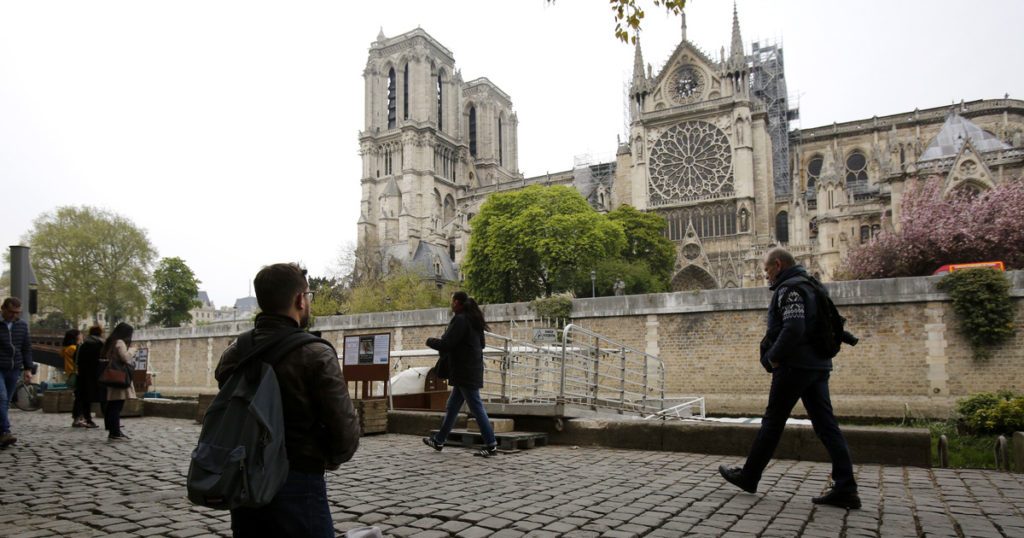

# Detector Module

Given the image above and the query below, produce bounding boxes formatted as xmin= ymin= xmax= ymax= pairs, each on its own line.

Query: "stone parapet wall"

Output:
xmin=135 ymin=272 xmax=1024 ymax=419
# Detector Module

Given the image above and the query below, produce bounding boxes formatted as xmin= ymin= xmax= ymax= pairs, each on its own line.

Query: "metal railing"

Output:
xmin=478 ymin=323 xmax=702 ymax=419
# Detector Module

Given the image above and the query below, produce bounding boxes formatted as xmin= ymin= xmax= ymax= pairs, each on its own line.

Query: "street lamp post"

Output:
xmin=590 ymin=270 xmax=596 ymax=298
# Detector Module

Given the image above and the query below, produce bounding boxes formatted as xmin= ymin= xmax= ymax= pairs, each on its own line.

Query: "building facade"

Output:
xmin=358 ymin=13 xmax=1024 ymax=290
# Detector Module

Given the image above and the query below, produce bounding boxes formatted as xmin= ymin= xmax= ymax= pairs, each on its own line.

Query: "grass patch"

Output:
xmin=840 ymin=418 xmax=1009 ymax=469
xmin=926 ymin=420 xmax=1001 ymax=470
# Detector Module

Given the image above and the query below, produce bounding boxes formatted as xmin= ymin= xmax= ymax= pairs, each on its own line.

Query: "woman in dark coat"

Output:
xmin=72 ymin=326 xmax=104 ymax=428
xmin=422 ymin=291 xmax=498 ymax=457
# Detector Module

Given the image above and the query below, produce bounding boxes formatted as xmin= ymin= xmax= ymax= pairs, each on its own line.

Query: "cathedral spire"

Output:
xmin=630 ymin=36 xmax=649 ymax=96
xmin=681 ymin=10 xmax=687 ymax=42
xmin=729 ymin=2 xmax=745 ymax=68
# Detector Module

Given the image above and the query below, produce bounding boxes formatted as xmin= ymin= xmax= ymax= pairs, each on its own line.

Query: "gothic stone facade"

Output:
xmin=358 ymin=17 xmax=1024 ymax=290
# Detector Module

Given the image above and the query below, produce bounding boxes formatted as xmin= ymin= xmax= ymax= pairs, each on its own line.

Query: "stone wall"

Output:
xmin=135 ymin=272 xmax=1024 ymax=419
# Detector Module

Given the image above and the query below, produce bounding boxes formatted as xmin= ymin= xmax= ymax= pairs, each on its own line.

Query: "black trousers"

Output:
xmin=71 ymin=382 xmax=92 ymax=421
xmin=104 ymin=400 xmax=125 ymax=435
xmin=743 ymin=366 xmax=856 ymax=493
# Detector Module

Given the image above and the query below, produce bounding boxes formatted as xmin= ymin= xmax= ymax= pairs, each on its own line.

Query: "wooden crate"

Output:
xmin=355 ymin=399 xmax=388 ymax=435
xmin=41 ymin=390 xmax=75 ymax=413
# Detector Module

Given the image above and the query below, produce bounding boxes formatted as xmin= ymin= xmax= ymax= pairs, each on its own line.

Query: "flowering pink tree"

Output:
xmin=845 ymin=176 xmax=1024 ymax=279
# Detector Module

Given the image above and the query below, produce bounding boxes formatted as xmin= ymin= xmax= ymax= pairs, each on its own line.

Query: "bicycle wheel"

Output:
xmin=12 ymin=382 xmax=41 ymax=412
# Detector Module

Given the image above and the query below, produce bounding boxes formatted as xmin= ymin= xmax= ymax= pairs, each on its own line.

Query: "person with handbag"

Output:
xmin=99 ymin=323 xmax=136 ymax=440
xmin=422 ymin=291 xmax=498 ymax=457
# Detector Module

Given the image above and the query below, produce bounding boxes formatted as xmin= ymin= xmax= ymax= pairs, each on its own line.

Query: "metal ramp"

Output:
xmin=478 ymin=323 xmax=704 ymax=421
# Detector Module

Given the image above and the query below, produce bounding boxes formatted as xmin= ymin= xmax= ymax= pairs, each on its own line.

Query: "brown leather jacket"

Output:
xmin=215 ymin=314 xmax=360 ymax=473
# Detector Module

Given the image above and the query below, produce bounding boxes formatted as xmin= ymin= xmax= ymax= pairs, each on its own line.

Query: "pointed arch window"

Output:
xmin=775 ymin=211 xmax=789 ymax=244
xmin=498 ymin=116 xmax=504 ymax=166
xmin=845 ymin=150 xmax=868 ymax=187
xmin=403 ymin=63 xmax=409 ymax=121
xmin=469 ymin=106 xmax=477 ymax=157
xmin=807 ymin=155 xmax=823 ymax=190
xmin=436 ymin=73 xmax=443 ymax=131
xmin=386 ymin=68 xmax=396 ymax=129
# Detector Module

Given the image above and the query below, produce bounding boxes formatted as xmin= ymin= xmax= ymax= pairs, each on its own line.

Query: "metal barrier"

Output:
xmin=478 ymin=323 xmax=703 ymax=419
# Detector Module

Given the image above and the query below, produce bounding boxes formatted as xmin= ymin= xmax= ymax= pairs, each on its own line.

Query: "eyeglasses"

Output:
xmin=303 ymin=291 xmax=315 ymax=302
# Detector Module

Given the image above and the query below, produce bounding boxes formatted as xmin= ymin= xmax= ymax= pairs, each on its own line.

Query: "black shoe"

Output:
xmin=812 ymin=488 xmax=861 ymax=509
xmin=473 ymin=446 xmax=498 ymax=458
xmin=422 ymin=437 xmax=443 ymax=451
xmin=108 ymin=433 xmax=129 ymax=441
xmin=718 ymin=465 xmax=757 ymax=493
xmin=0 ymin=432 xmax=16 ymax=447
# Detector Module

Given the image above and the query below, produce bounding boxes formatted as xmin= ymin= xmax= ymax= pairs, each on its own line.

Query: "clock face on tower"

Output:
xmin=672 ymin=65 xmax=704 ymax=103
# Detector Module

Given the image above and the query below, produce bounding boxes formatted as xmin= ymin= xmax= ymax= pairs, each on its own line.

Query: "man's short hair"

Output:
xmin=254 ymin=263 xmax=308 ymax=314
xmin=88 ymin=325 xmax=103 ymax=336
xmin=765 ymin=247 xmax=796 ymax=269
xmin=2 ymin=297 xmax=21 ymax=310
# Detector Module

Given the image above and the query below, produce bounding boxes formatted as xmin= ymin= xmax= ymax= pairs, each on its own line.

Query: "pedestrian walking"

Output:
xmin=71 ymin=326 xmax=103 ymax=428
xmin=0 ymin=297 xmax=36 ymax=447
xmin=422 ymin=291 xmax=498 ymax=457
xmin=100 ymin=323 xmax=135 ymax=440
xmin=718 ymin=248 xmax=860 ymax=509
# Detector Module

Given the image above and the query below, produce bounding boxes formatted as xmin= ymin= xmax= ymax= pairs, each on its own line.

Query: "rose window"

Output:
xmin=648 ymin=121 xmax=733 ymax=205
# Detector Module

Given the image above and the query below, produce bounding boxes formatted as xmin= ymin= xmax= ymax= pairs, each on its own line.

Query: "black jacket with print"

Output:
xmin=759 ymin=265 xmax=831 ymax=372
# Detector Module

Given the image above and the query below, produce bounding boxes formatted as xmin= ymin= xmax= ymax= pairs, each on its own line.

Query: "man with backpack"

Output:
xmin=211 ymin=263 xmax=360 ymax=537
xmin=719 ymin=248 xmax=861 ymax=509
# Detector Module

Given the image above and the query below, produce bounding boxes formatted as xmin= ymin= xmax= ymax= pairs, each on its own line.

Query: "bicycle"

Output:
xmin=11 ymin=379 xmax=42 ymax=412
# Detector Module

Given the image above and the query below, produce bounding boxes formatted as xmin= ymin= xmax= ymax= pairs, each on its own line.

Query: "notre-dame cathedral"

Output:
xmin=357 ymin=9 xmax=1024 ymax=292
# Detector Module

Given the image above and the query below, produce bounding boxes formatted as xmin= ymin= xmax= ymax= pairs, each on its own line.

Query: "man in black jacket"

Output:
xmin=1 ymin=297 xmax=35 ymax=447
xmin=215 ymin=263 xmax=360 ymax=537
xmin=719 ymin=248 xmax=860 ymax=509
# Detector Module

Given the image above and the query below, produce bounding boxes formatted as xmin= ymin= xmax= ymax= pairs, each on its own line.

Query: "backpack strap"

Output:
xmin=231 ymin=328 xmax=333 ymax=373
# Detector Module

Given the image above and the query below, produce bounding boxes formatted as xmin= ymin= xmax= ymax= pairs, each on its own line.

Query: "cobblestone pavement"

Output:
xmin=2 ymin=412 xmax=1023 ymax=537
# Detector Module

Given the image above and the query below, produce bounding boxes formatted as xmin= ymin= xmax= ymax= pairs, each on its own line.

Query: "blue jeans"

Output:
xmin=433 ymin=385 xmax=497 ymax=448
xmin=230 ymin=470 xmax=333 ymax=537
xmin=0 ymin=368 xmax=20 ymax=434
xmin=743 ymin=367 xmax=857 ymax=493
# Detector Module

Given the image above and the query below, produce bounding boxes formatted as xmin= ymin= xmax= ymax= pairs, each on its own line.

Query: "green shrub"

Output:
xmin=530 ymin=294 xmax=573 ymax=326
xmin=957 ymin=391 xmax=1024 ymax=435
xmin=936 ymin=268 xmax=1016 ymax=359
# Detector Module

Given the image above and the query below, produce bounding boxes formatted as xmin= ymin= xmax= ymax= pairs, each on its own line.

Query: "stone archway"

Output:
xmin=671 ymin=265 xmax=718 ymax=291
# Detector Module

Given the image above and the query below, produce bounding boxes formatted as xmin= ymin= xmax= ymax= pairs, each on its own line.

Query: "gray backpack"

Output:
xmin=186 ymin=328 xmax=330 ymax=510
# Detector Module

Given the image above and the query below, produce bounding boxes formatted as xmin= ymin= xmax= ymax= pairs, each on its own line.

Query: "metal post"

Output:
xmin=500 ymin=338 xmax=509 ymax=403
xmin=9 ymin=246 xmax=33 ymax=325
xmin=641 ymin=355 xmax=649 ymax=411
xmin=591 ymin=335 xmax=600 ymax=408
xmin=558 ymin=325 xmax=570 ymax=405
xmin=619 ymin=347 xmax=626 ymax=408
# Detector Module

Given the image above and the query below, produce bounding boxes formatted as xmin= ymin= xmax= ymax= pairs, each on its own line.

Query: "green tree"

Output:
xmin=571 ymin=257 xmax=668 ymax=298
xmin=345 ymin=267 xmax=455 ymax=314
xmin=22 ymin=206 xmax=157 ymax=326
xmin=463 ymin=185 xmax=626 ymax=303
xmin=149 ymin=257 xmax=201 ymax=327
xmin=308 ymin=275 xmax=347 ymax=317
xmin=607 ymin=205 xmax=675 ymax=285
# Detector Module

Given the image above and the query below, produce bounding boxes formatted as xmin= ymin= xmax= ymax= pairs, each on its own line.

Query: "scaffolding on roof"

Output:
xmin=750 ymin=39 xmax=797 ymax=198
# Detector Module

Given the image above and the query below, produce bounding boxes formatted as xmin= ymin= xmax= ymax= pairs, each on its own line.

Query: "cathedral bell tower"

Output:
xmin=357 ymin=28 xmax=521 ymax=280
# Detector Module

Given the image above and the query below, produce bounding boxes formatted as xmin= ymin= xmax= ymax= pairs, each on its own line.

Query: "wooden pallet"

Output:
xmin=431 ymin=429 xmax=548 ymax=451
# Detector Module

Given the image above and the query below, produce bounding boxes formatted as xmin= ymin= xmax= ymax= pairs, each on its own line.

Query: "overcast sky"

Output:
xmin=3 ymin=0 xmax=1022 ymax=308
